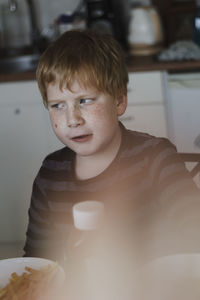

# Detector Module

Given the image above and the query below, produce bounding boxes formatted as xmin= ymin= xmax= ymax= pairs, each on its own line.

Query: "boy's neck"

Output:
xmin=75 ymin=128 xmax=122 ymax=181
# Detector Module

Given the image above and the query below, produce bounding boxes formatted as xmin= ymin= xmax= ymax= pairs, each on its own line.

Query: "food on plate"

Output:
xmin=0 ymin=263 xmax=60 ymax=300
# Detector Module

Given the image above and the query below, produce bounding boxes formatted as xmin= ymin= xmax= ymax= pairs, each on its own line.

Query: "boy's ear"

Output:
xmin=116 ymin=95 xmax=127 ymax=116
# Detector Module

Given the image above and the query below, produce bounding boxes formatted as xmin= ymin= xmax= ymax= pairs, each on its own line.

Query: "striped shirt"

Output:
xmin=24 ymin=123 xmax=200 ymax=262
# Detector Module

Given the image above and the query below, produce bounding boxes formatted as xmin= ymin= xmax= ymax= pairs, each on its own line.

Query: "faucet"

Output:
xmin=26 ymin=0 xmax=41 ymax=52
xmin=9 ymin=0 xmax=17 ymax=12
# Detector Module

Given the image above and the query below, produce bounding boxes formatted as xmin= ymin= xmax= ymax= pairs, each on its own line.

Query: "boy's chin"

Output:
xmin=72 ymin=145 xmax=104 ymax=158
xmin=73 ymin=149 xmax=97 ymax=157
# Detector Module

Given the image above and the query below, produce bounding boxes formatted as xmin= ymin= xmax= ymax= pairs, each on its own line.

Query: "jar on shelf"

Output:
xmin=57 ymin=11 xmax=74 ymax=35
xmin=56 ymin=11 xmax=86 ymax=36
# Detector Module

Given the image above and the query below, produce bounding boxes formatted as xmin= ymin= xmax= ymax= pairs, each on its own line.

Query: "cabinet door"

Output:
xmin=120 ymin=71 xmax=168 ymax=137
xmin=0 ymin=80 xmax=63 ymax=243
xmin=0 ymin=104 xmax=52 ymax=242
xmin=128 ymin=71 xmax=165 ymax=104
xmin=119 ymin=104 xmax=168 ymax=137
xmin=167 ymin=75 xmax=200 ymax=153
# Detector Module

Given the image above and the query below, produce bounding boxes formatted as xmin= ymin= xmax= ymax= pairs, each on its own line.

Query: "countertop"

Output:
xmin=126 ymin=55 xmax=200 ymax=73
xmin=1 ymin=55 xmax=200 ymax=83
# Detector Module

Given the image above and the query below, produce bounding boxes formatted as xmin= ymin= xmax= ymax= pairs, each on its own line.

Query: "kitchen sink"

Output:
xmin=0 ymin=53 xmax=40 ymax=74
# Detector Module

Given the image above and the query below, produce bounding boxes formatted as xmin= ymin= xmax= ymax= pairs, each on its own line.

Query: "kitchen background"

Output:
xmin=0 ymin=0 xmax=199 ymax=49
xmin=0 ymin=0 xmax=200 ymax=259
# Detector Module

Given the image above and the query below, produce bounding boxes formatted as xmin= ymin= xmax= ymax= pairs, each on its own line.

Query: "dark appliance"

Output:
xmin=85 ymin=0 xmax=130 ymax=50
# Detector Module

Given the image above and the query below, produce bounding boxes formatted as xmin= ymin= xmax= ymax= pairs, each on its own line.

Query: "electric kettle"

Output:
xmin=128 ymin=5 xmax=164 ymax=55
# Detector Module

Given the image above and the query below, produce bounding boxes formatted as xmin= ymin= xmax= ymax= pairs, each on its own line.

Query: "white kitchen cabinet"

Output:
xmin=165 ymin=73 xmax=200 ymax=188
xmin=120 ymin=105 xmax=167 ymax=138
xmin=120 ymin=71 xmax=168 ymax=138
xmin=166 ymin=73 xmax=200 ymax=153
xmin=0 ymin=81 xmax=62 ymax=245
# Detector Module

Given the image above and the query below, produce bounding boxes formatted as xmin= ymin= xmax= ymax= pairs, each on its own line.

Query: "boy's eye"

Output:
xmin=79 ymin=98 xmax=93 ymax=105
xmin=50 ymin=103 xmax=65 ymax=110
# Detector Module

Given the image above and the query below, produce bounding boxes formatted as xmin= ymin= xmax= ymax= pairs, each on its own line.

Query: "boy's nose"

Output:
xmin=66 ymin=107 xmax=84 ymax=128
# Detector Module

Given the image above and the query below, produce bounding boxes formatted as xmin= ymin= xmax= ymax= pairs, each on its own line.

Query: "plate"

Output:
xmin=0 ymin=257 xmax=65 ymax=288
xmin=139 ymin=254 xmax=200 ymax=300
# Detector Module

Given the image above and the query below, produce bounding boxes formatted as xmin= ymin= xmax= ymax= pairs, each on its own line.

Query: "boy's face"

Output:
xmin=46 ymin=80 xmax=127 ymax=158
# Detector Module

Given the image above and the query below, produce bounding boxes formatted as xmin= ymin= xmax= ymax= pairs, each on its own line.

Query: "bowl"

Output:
xmin=0 ymin=257 xmax=65 ymax=288
xmin=139 ymin=254 xmax=200 ymax=300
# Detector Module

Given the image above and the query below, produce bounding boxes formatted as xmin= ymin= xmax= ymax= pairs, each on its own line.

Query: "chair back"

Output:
xmin=179 ymin=153 xmax=200 ymax=189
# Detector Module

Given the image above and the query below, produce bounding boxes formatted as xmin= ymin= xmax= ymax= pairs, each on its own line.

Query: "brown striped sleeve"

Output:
xmin=145 ymin=138 xmax=200 ymax=257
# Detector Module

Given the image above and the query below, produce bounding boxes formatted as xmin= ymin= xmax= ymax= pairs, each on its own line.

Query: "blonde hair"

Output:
xmin=36 ymin=29 xmax=129 ymax=107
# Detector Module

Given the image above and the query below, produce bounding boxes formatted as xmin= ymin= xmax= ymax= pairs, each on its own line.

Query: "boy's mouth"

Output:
xmin=71 ymin=134 xmax=93 ymax=143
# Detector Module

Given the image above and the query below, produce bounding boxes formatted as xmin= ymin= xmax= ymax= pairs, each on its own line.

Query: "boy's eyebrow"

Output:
xmin=47 ymin=99 xmax=65 ymax=103
xmin=71 ymin=90 xmax=98 ymax=99
xmin=47 ymin=92 xmax=98 ymax=103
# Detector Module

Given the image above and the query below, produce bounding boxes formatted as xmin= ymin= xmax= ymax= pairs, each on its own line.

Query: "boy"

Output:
xmin=24 ymin=30 xmax=200 ymax=263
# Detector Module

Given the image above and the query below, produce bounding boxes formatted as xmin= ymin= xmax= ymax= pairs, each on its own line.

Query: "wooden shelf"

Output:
xmin=169 ymin=1 xmax=195 ymax=13
xmin=170 ymin=5 xmax=195 ymax=13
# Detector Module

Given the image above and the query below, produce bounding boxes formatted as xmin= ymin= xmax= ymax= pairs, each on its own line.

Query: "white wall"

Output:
xmin=0 ymin=0 xmax=80 ymax=47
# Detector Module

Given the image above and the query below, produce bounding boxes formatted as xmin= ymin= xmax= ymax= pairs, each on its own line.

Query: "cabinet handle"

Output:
xmin=14 ymin=108 xmax=21 ymax=115
xmin=194 ymin=134 xmax=200 ymax=149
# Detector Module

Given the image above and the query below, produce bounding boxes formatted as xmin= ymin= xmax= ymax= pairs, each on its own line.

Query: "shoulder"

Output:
xmin=41 ymin=146 xmax=74 ymax=171
xmin=45 ymin=146 xmax=72 ymax=161
xmin=32 ymin=146 xmax=74 ymax=194
xmin=124 ymin=131 xmax=187 ymax=182
xmin=122 ymin=125 xmax=176 ymax=158
xmin=35 ymin=147 xmax=73 ymax=178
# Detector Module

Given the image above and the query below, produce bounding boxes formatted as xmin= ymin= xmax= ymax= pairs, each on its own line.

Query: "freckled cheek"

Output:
xmin=84 ymin=108 xmax=103 ymax=125
xmin=50 ymin=116 xmax=58 ymax=129
xmin=88 ymin=105 xmax=115 ymax=123
xmin=89 ymin=105 xmax=108 ymax=118
xmin=50 ymin=114 xmax=66 ymax=130
xmin=52 ymin=120 xmax=65 ymax=130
